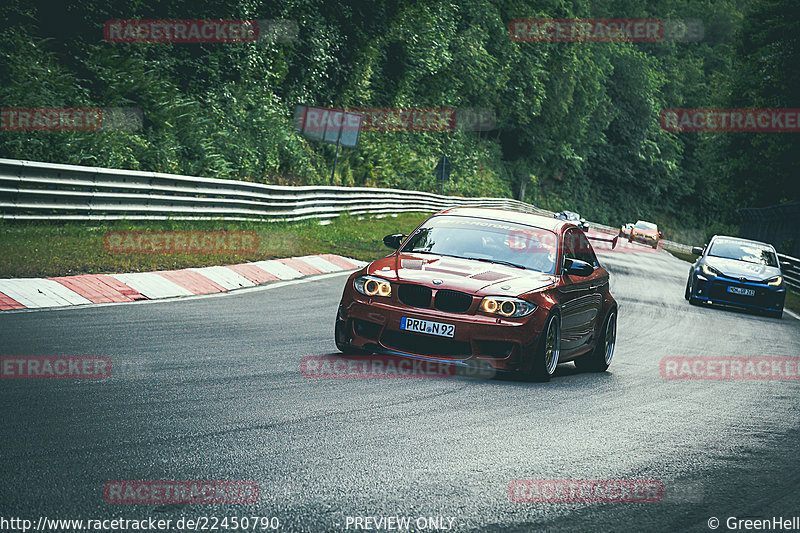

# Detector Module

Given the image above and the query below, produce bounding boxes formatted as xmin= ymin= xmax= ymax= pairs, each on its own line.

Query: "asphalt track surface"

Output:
xmin=2 ymin=247 xmax=799 ymax=532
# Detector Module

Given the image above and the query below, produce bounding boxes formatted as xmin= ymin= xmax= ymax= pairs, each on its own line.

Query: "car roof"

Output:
xmin=709 ymin=235 xmax=776 ymax=250
xmin=435 ymin=207 xmax=568 ymax=231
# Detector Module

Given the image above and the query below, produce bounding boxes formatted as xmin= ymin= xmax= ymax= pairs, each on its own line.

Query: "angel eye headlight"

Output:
xmin=480 ymin=297 xmax=536 ymax=318
xmin=767 ymin=276 xmax=783 ymax=287
xmin=354 ymin=276 xmax=392 ymax=297
xmin=701 ymin=264 xmax=719 ymax=277
xmin=499 ymin=300 xmax=516 ymax=316
xmin=481 ymin=298 xmax=498 ymax=313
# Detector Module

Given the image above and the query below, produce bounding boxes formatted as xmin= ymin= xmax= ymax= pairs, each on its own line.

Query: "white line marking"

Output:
xmin=111 ymin=272 xmax=194 ymax=299
xmin=188 ymin=266 xmax=255 ymax=289
xmin=251 ymin=260 xmax=304 ymax=280
xmin=785 ymin=308 xmax=800 ymax=321
xmin=0 ymin=279 xmax=91 ymax=307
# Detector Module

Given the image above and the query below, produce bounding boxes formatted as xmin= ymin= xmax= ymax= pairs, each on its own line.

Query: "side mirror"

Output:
xmin=383 ymin=233 xmax=406 ymax=250
xmin=780 ymin=261 xmax=792 ymax=270
xmin=563 ymin=258 xmax=594 ymax=277
xmin=658 ymin=231 xmax=663 ymax=238
xmin=691 ymin=246 xmax=704 ymax=256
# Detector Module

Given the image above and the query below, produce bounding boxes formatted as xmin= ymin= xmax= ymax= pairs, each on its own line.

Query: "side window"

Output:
xmin=576 ymin=232 xmax=599 ymax=267
xmin=563 ymin=229 xmax=598 ymax=271
xmin=562 ymin=229 xmax=580 ymax=271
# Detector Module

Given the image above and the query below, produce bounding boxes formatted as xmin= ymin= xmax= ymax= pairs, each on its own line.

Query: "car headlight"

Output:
xmin=354 ymin=275 xmax=392 ymax=297
xmin=767 ymin=276 xmax=783 ymax=287
xmin=479 ymin=297 xmax=536 ymax=318
xmin=701 ymin=264 xmax=721 ymax=277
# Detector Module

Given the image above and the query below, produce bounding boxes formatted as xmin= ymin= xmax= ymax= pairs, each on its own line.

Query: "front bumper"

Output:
xmin=337 ymin=297 xmax=548 ymax=373
xmin=691 ymin=273 xmax=785 ymax=313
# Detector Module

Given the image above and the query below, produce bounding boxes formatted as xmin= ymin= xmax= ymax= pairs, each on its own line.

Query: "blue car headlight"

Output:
xmin=701 ymin=264 xmax=721 ymax=277
xmin=767 ymin=276 xmax=783 ymax=287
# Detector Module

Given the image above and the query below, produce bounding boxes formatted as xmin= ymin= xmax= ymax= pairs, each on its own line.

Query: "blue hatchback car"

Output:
xmin=685 ymin=236 xmax=787 ymax=318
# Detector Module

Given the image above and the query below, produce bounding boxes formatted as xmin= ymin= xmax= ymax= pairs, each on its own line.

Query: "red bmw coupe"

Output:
xmin=335 ymin=208 xmax=618 ymax=381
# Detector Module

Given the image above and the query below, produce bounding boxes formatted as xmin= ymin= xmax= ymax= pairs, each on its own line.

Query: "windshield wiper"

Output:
xmin=464 ymin=257 xmax=528 ymax=270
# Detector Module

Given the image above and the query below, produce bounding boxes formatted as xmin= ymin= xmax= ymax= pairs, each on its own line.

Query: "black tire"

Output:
xmin=575 ymin=309 xmax=616 ymax=373
xmin=524 ymin=313 xmax=561 ymax=382
xmin=765 ymin=309 xmax=783 ymax=319
xmin=685 ymin=275 xmax=701 ymax=305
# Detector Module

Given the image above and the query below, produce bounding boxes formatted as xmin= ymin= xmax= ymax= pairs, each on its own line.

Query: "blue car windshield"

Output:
xmin=400 ymin=215 xmax=559 ymax=274
xmin=708 ymin=239 xmax=778 ymax=267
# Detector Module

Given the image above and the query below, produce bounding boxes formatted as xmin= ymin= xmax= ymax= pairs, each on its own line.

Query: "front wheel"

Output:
xmin=524 ymin=313 xmax=561 ymax=382
xmin=685 ymin=275 xmax=700 ymax=305
xmin=575 ymin=309 xmax=616 ymax=372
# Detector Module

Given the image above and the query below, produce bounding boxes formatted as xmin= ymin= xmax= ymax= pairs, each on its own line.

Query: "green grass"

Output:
xmin=667 ymin=248 xmax=799 ymax=316
xmin=785 ymin=289 xmax=800 ymax=315
xmin=665 ymin=248 xmax=697 ymax=264
xmin=0 ymin=213 xmax=430 ymax=278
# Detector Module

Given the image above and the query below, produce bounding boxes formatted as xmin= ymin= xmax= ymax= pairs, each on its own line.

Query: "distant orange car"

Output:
xmin=628 ymin=220 xmax=662 ymax=249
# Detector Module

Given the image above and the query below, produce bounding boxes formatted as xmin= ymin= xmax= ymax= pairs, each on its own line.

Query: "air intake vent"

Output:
xmin=470 ymin=271 xmax=509 ymax=282
xmin=398 ymin=284 xmax=432 ymax=308
xmin=434 ymin=289 xmax=473 ymax=313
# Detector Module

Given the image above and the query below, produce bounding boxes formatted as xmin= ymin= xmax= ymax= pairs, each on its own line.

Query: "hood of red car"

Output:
xmin=365 ymin=253 xmax=557 ymax=297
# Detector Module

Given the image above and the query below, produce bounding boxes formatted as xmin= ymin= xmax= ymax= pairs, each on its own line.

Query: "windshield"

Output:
xmin=400 ymin=215 xmax=558 ymax=274
xmin=708 ymin=239 xmax=778 ymax=267
xmin=634 ymin=221 xmax=657 ymax=230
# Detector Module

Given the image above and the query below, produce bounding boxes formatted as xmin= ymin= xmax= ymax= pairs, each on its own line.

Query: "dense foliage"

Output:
xmin=1 ymin=0 xmax=796 ymax=230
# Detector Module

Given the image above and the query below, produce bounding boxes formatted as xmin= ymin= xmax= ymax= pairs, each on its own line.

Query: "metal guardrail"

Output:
xmin=0 ymin=158 xmax=555 ymax=222
xmin=777 ymin=254 xmax=800 ymax=290
xmin=0 ymin=157 xmax=741 ymax=263
xmin=738 ymin=202 xmax=800 ymax=258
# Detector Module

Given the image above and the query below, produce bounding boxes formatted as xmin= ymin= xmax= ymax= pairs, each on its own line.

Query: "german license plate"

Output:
xmin=400 ymin=317 xmax=455 ymax=338
xmin=727 ymin=286 xmax=755 ymax=297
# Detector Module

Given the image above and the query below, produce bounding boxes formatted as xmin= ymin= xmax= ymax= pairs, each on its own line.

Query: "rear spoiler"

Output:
xmin=587 ymin=233 xmax=619 ymax=249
